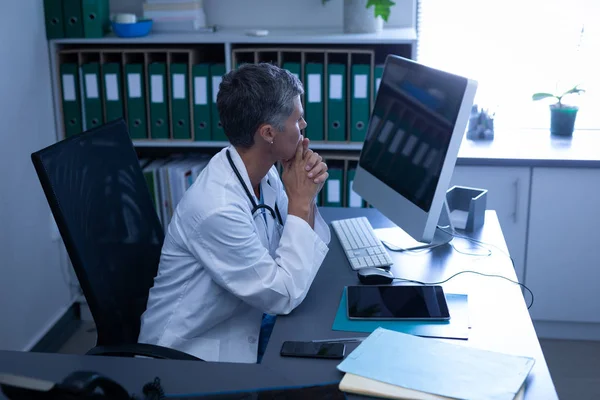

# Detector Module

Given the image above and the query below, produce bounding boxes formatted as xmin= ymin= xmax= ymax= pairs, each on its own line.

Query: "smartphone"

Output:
xmin=280 ymin=341 xmax=346 ymax=359
xmin=347 ymin=285 xmax=451 ymax=320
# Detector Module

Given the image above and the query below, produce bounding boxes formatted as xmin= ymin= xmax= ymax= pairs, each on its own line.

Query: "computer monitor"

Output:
xmin=353 ymin=55 xmax=477 ymax=243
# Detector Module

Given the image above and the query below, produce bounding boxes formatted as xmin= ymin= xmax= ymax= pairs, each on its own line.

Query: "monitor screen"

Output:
xmin=359 ymin=59 xmax=468 ymax=212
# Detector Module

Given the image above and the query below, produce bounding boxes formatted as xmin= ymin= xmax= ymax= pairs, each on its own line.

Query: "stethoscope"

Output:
xmin=226 ymin=149 xmax=283 ymax=226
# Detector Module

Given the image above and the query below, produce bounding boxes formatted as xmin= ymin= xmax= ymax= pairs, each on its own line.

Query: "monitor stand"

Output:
xmin=373 ymin=200 xmax=454 ymax=251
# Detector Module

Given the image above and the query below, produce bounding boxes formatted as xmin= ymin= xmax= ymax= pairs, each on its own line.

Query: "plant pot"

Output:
xmin=550 ymin=105 xmax=578 ymax=137
xmin=343 ymin=0 xmax=383 ymax=34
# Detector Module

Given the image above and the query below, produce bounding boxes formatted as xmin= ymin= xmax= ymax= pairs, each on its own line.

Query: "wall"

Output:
xmin=110 ymin=0 xmax=416 ymax=29
xmin=0 ymin=2 xmax=72 ymax=351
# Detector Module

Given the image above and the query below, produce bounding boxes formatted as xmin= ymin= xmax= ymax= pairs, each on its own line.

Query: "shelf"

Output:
xmin=50 ymin=28 xmax=417 ymax=46
xmin=132 ymin=141 xmax=364 ymax=151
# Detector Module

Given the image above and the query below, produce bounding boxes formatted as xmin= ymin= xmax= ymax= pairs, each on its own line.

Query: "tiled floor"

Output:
xmin=59 ymin=322 xmax=599 ymax=399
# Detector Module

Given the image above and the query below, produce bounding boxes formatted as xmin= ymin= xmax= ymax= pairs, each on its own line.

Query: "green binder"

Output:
xmin=170 ymin=63 xmax=191 ymax=139
xmin=148 ymin=63 xmax=169 ymax=139
xmin=282 ymin=62 xmax=301 ymax=81
xmin=304 ymin=63 xmax=324 ymax=141
xmin=59 ymin=63 xmax=82 ymax=137
xmin=209 ymin=63 xmax=226 ymax=141
xmin=324 ymin=168 xmax=342 ymax=207
xmin=124 ymin=64 xmax=147 ymax=139
xmin=192 ymin=64 xmax=211 ymax=141
xmin=81 ymin=0 xmax=109 ymax=38
xmin=327 ymin=63 xmax=346 ymax=142
xmin=81 ymin=63 xmax=103 ymax=130
xmin=44 ymin=0 xmax=64 ymax=39
xmin=62 ymin=0 xmax=83 ymax=38
xmin=102 ymin=63 xmax=124 ymax=123
xmin=351 ymin=64 xmax=371 ymax=142
xmin=375 ymin=64 xmax=384 ymax=95
xmin=346 ymin=169 xmax=365 ymax=208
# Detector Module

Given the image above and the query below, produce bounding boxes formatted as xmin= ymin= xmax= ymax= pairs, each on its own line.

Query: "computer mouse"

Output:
xmin=357 ymin=268 xmax=395 ymax=285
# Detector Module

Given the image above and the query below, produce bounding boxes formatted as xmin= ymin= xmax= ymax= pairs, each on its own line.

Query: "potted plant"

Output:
xmin=322 ymin=0 xmax=395 ymax=34
xmin=532 ymin=85 xmax=585 ymax=137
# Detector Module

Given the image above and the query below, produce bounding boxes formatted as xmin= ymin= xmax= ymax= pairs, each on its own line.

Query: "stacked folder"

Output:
xmin=44 ymin=0 xmax=110 ymax=39
xmin=141 ymin=155 xmax=210 ymax=230
xmin=337 ymin=328 xmax=534 ymax=400
xmin=317 ymin=161 xmax=366 ymax=208
xmin=58 ymin=55 xmax=227 ymax=141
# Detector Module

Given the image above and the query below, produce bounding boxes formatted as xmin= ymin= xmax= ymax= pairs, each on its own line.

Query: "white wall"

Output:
xmin=0 ymin=2 xmax=72 ymax=351
xmin=110 ymin=0 xmax=416 ymax=29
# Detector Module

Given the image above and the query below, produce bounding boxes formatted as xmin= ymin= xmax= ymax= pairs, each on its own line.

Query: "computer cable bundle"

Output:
xmin=382 ymin=226 xmax=535 ymax=309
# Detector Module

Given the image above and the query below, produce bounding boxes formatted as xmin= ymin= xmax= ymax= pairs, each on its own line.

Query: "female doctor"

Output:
xmin=138 ymin=63 xmax=331 ymax=363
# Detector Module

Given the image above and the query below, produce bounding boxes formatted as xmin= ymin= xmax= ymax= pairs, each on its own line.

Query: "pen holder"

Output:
xmin=466 ymin=107 xmax=494 ymax=141
xmin=446 ymin=186 xmax=487 ymax=232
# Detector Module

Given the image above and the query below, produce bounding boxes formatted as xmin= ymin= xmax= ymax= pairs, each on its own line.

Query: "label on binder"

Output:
xmin=85 ymin=74 xmax=99 ymax=99
xmin=376 ymin=78 xmax=382 ymax=93
xmin=127 ymin=73 xmax=142 ymax=98
xmin=62 ymin=74 xmax=76 ymax=101
xmin=354 ymin=74 xmax=368 ymax=99
xmin=105 ymin=74 xmax=119 ymax=101
xmin=212 ymin=76 xmax=223 ymax=103
xmin=173 ymin=73 xmax=185 ymax=99
xmin=151 ymin=75 xmax=164 ymax=103
xmin=327 ymin=180 xmax=341 ymax=203
xmin=308 ymin=74 xmax=321 ymax=103
xmin=194 ymin=77 xmax=207 ymax=105
xmin=329 ymin=74 xmax=343 ymax=100
xmin=349 ymin=183 xmax=363 ymax=207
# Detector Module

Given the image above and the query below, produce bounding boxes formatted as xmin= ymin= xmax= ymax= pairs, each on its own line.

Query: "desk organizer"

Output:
xmin=446 ymin=185 xmax=488 ymax=232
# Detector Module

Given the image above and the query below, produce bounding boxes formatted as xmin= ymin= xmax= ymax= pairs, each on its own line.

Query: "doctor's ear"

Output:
xmin=257 ymin=123 xmax=276 ymax=145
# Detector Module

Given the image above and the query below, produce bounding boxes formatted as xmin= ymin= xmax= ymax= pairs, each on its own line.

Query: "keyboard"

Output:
xmin=331 ymin=217 xmax=393 ymax=270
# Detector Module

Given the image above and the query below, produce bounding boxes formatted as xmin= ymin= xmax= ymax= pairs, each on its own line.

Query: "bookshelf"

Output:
xmin=47 ymin=28 xmax=417 ymax=212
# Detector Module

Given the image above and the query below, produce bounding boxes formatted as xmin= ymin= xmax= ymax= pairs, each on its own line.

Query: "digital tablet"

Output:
xmin=346 ymin=285 xmax=450 ymax=321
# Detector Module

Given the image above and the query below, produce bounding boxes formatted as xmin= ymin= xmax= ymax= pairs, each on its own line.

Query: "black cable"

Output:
xmin=393 ymin=270 xmax=534 ymax=309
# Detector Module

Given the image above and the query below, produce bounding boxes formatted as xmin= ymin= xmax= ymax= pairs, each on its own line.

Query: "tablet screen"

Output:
xmin=346 ymin=285 xmax=450 ymax=320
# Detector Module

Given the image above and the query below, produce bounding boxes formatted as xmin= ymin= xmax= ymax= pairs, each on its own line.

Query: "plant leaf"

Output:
xmin=367 ymin=0 xmax=396 ymax=22
xmin=531 ymin=93 xmax=556 ymax=101
xmin=561 ymin=85 xmax=585 ymax=97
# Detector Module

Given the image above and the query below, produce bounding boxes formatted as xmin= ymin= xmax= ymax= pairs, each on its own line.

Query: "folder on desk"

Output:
xmin=346 ymin=169 xmax=364 ymax=208
xmin=304 ymin=63 xmax=324 ymax=141
xmin=124 ymin=64 xmax=148 ymax=139
xmin=350 ymin=64 xmax=370 ymax=142
xmin=149 ymin=62 xmax=169 ymax=139
xmin=324 ymin=168 xmax=342 ymax=207
xmin=375 ymin=64 xmax=384 ymax=95
xmin=327 ymin=63 xmax=346 ymax=142
xmin=102 ymin=63 xmax=124 ymax=123
xmin=59 ymin=63 xmax=82 ymax=138
xmin=82 ymin=0 xmax=109 ymax=38
xmin=192 ymin=64 xmax=211 ymax=141
xmin=44 ymin=0 xmax=64 ymax=39
xmin=170 ymin=63 xmax=191 ymax=139
xmin=81 ymin=63 xmax=103 ymax=130
xmin=337 ymin=327 xmax=534 ymax=400
xmin=209 ymin=63 xmax=226 ymax=141
xmin=62 ymin=0 xmax=83 ymax=38
xmin=282 ymin=62 xmax=301 ymax=81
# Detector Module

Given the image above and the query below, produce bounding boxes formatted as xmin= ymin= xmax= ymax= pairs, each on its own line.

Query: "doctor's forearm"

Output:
xmin=288 ymin=200 xmax=311 ymax=226
xmin=309 ymin=202 xmax=316 ymax=229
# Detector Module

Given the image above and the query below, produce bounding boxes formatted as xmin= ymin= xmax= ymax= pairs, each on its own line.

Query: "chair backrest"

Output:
xmin=31 ymin=119 xmax=164 ymax=347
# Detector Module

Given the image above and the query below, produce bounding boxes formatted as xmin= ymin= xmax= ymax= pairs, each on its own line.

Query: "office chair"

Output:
xmin=31 ymin=119 xmax=200 ymax=361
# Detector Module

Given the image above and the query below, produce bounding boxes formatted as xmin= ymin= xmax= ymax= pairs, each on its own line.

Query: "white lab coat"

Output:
xmin=138 ymin=146 xmax=331 ymax=363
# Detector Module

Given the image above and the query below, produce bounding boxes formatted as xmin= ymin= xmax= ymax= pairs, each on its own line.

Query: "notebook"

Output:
xmin=337 ymin=328 xmax=535 ymax=400
xmin=339 ymin=373 xmax=526 ymax=400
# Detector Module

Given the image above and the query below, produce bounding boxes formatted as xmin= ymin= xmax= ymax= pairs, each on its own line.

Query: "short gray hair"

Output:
xmin=216 ymin=63 xmax=304 ymax=148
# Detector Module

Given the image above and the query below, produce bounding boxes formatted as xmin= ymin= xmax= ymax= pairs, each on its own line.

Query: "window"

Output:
xmin=417 ymin=0 xmax=600 ymax=130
